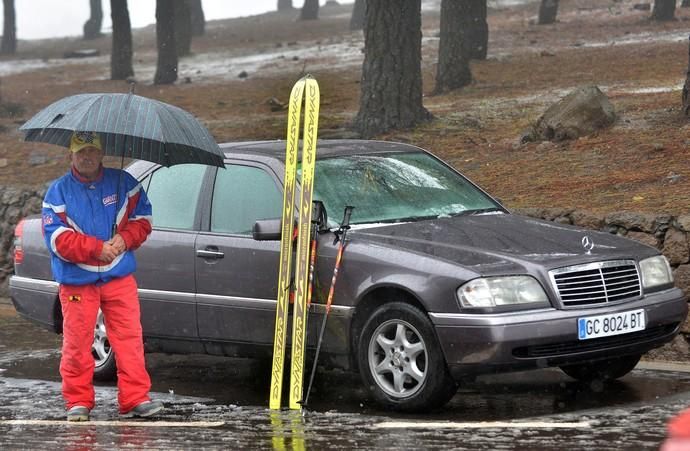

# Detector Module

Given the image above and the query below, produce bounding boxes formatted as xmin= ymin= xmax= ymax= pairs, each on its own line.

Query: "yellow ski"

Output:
xmin=269 ymin=77 xmax=306 ymax=410
xmin=289 ymin=76 xmax=320 ymax=410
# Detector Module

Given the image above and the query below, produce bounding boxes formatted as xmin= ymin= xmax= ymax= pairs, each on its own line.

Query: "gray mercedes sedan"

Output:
xmin=10 ymin=140 xmax=688 ymax=412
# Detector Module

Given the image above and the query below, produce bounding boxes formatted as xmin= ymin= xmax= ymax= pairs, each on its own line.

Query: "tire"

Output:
xmin=357 ymin=302 xmax=457 ymax=412
xmin=92 ymin=309 xmax=117 ymax=381
xmin=560 ymin=354 xmax=641 ymax=382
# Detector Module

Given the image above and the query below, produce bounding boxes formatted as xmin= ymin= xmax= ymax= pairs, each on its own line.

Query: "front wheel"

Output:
xmin=357 ymin=302 xmax=457 ymax=412
xmin=92 ymin=309 xmax=117 ymax=381
xmin=560 ymin=354 xmax=641 ymax=382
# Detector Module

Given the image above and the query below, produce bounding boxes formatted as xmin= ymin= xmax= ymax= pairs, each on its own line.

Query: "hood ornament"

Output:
xmin=581 ymin=236 xmax=594 ymax=255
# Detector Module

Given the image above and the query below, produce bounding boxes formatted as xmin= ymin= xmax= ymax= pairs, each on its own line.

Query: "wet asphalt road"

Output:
xmin=2 ymin=301 xmax=690 ymax=450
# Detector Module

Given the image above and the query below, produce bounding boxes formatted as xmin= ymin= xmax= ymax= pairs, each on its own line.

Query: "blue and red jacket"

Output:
xmin=42 ymin=166 xmax=152 ymax=286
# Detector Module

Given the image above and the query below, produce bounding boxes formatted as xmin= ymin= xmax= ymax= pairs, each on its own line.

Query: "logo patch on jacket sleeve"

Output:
xmin=68 ymin=295 xmax=81 ymax=303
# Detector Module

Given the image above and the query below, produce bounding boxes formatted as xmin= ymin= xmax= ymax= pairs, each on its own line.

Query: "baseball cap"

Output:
xmin=69 ymin=131 xmax=102 ymax=153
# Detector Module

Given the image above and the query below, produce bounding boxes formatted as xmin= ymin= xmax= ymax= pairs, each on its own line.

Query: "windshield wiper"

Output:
xmin=449 ymin=207 xmax=503 ymax=217
xmin=356 ymin=214 xmax=439 ymax=225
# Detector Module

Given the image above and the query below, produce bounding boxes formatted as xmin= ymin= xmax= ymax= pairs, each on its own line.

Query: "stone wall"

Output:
xmin=0 ymin=186 xmax=45 ymax=296
xmin=1 ymin=188 xmax=688 ymax=307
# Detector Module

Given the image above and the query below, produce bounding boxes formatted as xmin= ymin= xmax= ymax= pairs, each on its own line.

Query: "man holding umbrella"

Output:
xmin=42 ymin=131 xmax=163 ymax=421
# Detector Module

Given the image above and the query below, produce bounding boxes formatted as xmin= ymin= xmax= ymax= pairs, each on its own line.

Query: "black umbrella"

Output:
xmin=19 ymin=92 xmax=225 ymax=168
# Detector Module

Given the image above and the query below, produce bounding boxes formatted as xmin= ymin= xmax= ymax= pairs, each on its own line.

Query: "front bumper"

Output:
xmin=429 ymin=287 xmax=688 ymax=380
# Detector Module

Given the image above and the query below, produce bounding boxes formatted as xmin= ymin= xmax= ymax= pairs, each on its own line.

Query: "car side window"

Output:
xmin=145 ymin=165 xmax=207 ymax=230
xmin=211 ymin=165 xmax=282 ymax=235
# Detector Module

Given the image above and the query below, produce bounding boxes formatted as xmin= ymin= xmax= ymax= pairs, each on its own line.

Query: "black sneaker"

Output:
xmin=67 ymin=406 xmax=90 ymax=422
xmin=122 ymin=400 xmax=164 ymax=418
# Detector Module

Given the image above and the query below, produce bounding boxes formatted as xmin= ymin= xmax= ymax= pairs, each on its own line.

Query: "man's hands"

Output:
xmin=98 ymin=234 xmax=127 ymax=263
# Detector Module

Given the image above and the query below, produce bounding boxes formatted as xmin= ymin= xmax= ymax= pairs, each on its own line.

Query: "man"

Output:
xmin=42 ymin=131 xmax=163 ymax=421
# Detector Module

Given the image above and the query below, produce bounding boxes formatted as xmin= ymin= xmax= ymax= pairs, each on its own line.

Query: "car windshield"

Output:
xmin=311 ymin=151 xmax=501 ymax=226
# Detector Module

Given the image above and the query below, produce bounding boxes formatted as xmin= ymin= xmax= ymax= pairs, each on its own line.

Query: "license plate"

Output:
xmin=577 ymin=309 xmax=645 ymax=340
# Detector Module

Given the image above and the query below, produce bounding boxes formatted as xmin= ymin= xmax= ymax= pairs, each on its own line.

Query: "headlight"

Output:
xmin=457 ymin=276 xmax=549 ymax=308
xmin=639 ymin=255 xmax=673 ymax=289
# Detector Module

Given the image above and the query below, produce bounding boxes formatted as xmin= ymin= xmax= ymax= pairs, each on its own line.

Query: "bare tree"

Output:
xmin=350 ymin=0 xmax=366 ymax=30
xmin=538 ymin=0 xmax=559 ymax=25
xmin=1 ymin=0 xmax=16 ymax=55
xmin=301 ymin=0 xmax=319 ymax=20
xmin=683 ymin=36 xmax=690 ymax=116
xmin=434 ymin=0 xmax=472 ymax=94
xmin=277 ymin=0 xmax=293 ymax=11
xmin=189 ymin=0 xmax=205 ymax=36
xmin=467 ymin=1 xmax=488 ymax=60
xmin=83 ymin=0 xmax=103 ymax=40
xmin=154 ymin=0 xmax=178 ymax=85
xmin=110 ymin=0 xmax=133 ymax=80
xmin=175 ymin=0 xmax=192 ymax=56
xmin=652 ymin=0 xmax=676 ymax=21
xmin=353 ymin=0 xmax=431 ymax=137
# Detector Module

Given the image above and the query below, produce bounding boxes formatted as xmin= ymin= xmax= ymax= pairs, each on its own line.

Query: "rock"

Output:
xmin=605 ymin=211 xmax=657 ymax=233
xmin=0 ymin=158 xmax=7 ymax=168
xmin=676 ymin=215 xmax=690 ymax=232
xmin=626 ymin=231 xmax=659 ymax=249
xmin=632 ymin=3 xmax=651 ymax=11
xmin=570 ymin=211 xmax=605 ymax=230
xmin=63 ymin=49 xmax=100 ymax=59
xmin=663 ymin=229 xmax=690 ymax=266
xmin=528 ymin=85 xmax=616 ymax=142
xmin=265 ymin=97 xmax=286 ymax=112
xmin=238 ymin=71 xmax=248 ymax=79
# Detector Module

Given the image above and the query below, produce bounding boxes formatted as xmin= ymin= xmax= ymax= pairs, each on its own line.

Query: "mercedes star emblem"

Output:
xmin=582 ymin=236 xmax=594 ymax=254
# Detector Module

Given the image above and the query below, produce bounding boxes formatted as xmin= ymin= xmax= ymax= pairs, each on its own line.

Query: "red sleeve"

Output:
xmin=119 ymin=219 xmax=152 ymax=251
xmin=54 ymin=231 xmax=104 ymax=263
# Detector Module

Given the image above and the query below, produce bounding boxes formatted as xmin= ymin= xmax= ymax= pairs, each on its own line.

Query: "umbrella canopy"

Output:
xmin=20 ymin=93 xmax=225 ymax=167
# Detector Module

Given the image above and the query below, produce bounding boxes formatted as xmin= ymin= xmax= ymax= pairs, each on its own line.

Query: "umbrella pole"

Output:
xmin=112 ymin=83 xmax=137 ymax=239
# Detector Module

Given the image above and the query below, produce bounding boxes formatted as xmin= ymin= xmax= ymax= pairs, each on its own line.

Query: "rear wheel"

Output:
xmin=92 ymin=309 xmax=117 ymax=381
xmin=560 ymin=354 xmax=641 ymax=382
xmin=357 ymin=302 xmax=457 ymax=412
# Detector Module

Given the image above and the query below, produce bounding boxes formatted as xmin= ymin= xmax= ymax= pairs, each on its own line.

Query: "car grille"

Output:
xmin=549 ymin=260 xmax=642 ymax=308
xmin=512 ymin=324 xmax=678 ymax=359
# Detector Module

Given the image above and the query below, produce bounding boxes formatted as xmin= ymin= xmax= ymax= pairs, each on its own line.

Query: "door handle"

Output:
xmin=196 ymin=248 xmax=225 ymax=259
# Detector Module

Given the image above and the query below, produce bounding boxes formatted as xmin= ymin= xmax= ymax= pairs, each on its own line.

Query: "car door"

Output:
xmin=134 ymin=164 xmax=211 ymax=339
xmin=195 ymin=161 xmax=283 ymax=346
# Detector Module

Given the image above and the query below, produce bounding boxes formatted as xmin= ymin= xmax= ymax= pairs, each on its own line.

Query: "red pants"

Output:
xmin=59 ymin=274 xmax=151 ymax=413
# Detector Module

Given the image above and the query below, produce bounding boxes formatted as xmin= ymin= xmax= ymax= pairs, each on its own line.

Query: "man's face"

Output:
xmin=70 ymin=146 xmax=104 ymax=180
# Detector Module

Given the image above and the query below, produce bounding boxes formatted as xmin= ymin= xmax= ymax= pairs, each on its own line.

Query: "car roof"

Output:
xmin=219 ymin=139 xmax=425 ymax=161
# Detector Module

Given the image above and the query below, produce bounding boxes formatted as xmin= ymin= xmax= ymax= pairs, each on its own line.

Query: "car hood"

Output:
xmin=351 ymin=213 xmax=657 ymax=275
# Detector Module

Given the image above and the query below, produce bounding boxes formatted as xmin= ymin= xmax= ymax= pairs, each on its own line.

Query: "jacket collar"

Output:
xmin=71 ymin=165 xmax=104 ymax=184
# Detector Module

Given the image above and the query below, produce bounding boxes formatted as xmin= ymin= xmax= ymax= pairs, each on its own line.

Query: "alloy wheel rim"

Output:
xmin=368 ymin=319 xmax=427 ymax=398
xmin=92 ymin=310 xmax=111 ymax=368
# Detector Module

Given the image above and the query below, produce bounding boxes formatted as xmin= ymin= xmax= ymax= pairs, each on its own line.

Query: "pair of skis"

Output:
xmin=270 ymin=75 xmax=320 ymax=410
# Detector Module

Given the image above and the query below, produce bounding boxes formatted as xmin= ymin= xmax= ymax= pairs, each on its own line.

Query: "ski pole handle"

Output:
xmin=342 ymin=206 xmax=354 ymax=229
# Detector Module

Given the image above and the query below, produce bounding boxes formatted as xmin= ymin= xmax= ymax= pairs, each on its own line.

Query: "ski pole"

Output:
xmin=306 ymin=201 xmax=326 ymax=311
xmin=303 ymin=205 xmax=354 ymax=407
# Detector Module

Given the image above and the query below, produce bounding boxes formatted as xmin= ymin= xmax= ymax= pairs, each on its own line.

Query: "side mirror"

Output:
xmin=253 ymin=218 xmax=282 ymax=241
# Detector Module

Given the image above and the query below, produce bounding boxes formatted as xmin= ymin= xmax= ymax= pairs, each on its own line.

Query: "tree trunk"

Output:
xmin=277 ymin=0 xmax=293 ymax=11
xmin=83 ymin=0 xmax=103 ymax=40
xmin=434 ymin=0 xmax=472 ymax=94
xmin=1 ymin=0 xmax=16 ymax=55
xmin=350 ymin=0 xmax=366 ymax=30
xmin=683 ymin=36 xmax=690 ymax=116
xmin=189 ymin=0 xmax=205 ymax=36
xmin=652 ymin=0 xmax=676 ymax=21
xmin=110 ymin=0 xmax=133 ymax=80
xmin=154 ymin=0 xmax=178 ymax=85
xmin=353 ymin=0 xmax=431 ymax=138
xmin=175 ymin=0 xmax=192 ymax=56
xmin=466 ymin=0 xmax=488 ymax=60
xmin=682 ymin=0 xmax=690 ymax=8
xmin=538 ymin=0 xmax=559 ymax=25
xmin=300 ymin=0 xmax=319 ymax=20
